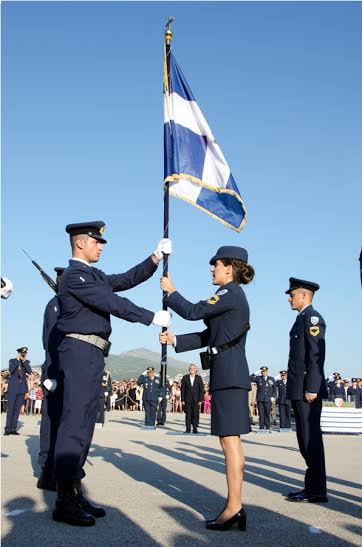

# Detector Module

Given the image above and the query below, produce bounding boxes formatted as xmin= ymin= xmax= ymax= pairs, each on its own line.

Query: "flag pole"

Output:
xmin=160 ymin=16 xmax=173 ymax=388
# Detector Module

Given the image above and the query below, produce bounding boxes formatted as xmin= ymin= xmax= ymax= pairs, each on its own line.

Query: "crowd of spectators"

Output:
xmin=1 ymin=369 xmax=361 ymax=417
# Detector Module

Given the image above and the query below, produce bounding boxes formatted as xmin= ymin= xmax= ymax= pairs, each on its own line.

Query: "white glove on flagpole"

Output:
xmin=43 ymin=379 xmax=57 ymax=392
xmin=152 ymin=310 xmax=171 ymax=328
xmin=1 ymin=277 xmax=14 ymax=299
xmin=153 ymin=239 xmax=172 ymax=261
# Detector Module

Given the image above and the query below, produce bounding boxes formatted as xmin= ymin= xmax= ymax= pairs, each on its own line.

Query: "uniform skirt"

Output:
xmin=211 ymin=388 xmax=251 ymax=437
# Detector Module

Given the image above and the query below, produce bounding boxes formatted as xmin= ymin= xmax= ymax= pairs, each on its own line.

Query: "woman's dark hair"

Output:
xmin=220 ymin=258 xmax=255 ymax=285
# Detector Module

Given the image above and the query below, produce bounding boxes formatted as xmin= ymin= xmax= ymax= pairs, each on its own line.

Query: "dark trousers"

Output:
xmin=157 ymin=398 xmax=167 ymax=425
xmin=144 ymin=400 xmax=157 ymax=426
xmin=257 ymin=401 xmax=271 ymax=429
xmin=5 ymin=392 xmax=25 ymax=432
xmin=185 ymin=402 xmax=200 ymax=432
xmin=292 ymin=398 xmax=326 ymax=496
xmin=279 ymin=403 xmax=291 ymax=428
xmin=97 ymin=397 xmax=105 ymax=424
xmin=38 ymin=386 xmax=63 ymax=470
xmin=54 ymin=339 xmax=104 ymax=481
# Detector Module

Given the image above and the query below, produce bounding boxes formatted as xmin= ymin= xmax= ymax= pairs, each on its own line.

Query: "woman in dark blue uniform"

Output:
xmin=160 ymin=246 xmax=254 ymax=532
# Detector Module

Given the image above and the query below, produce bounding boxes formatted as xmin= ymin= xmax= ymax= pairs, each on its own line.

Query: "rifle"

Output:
xmin=22 ymin=249 xmax=57 ymax=292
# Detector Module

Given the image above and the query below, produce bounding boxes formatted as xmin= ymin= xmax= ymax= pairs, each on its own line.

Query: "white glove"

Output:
xmin=152 ymin=310 xmax=171 ymax=328
xmin=271 ymin=397 xmax=275 ymax=403
xmin=43 ymin=379 xmax=57 ymax=392
xmin=1 ymin=277 xmax=14 ymax=300
xmin=166 ymin=395 xmax=170 ymax=400
xmin=158 ymin=396 xmax=163 ymax=402
xmin=104 ymin=391 xmax=109 ymax=397
xmin=153 ymin=238 xmax=172 ymax=261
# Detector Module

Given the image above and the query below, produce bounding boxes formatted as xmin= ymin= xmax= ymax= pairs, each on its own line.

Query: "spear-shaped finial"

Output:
xmin=165 ymin=16 xmax=174 ymax=44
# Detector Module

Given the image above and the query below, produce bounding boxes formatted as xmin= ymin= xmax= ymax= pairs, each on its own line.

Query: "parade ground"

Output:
xmin=1 ymin=411 xmax=361 ymax=546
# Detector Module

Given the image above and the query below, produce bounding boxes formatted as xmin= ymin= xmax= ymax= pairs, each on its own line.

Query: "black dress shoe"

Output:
xmin=73 ymin=479 xmax=106 ymax=518
xmin=193 ymin=430 xmax=198 ymax=434
xmin=37 ymin=468 xmax=57 ymax=491
xmin=286 ymin=489 xmax=306 ymax=499
xmin=4 ymin=431 xmax=11 ymax=436
xmin=206 ymin=508 xmax=247 ymax=531
xmin=11 ymin=431 xmax=20 ymax=435
xmin=77 ymin=495 xmax=106 ymax=518
xmin=53 ymin=495 xmax=96 ymax=526
xmin=286 ymin=493 xmax=328 ymax=503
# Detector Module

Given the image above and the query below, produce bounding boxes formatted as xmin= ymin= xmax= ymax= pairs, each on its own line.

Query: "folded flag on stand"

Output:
xmin=164 ymin=50 xmax=247 ymax=232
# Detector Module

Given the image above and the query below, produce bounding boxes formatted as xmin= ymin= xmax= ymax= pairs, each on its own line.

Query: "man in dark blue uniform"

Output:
xmin=329 ymin=375 xmax=346 ymax=402
xmin=157 ymin=372 xmax=170 ymax=426
xmin=96 ymin=370 xmax=112 ymax=426
xmin=4 ymin=347 xmax=32 ymax=435
xmin=347 ymin=378 xmax=359 ymax=404
xmin=138 ymin=367 xmax=161 ymax=426
xmin=53 ymin=221 xmax=171 ymax=526
xmin=275 ymin=370 xmax=291 ymax=429
xmin=285 ymin=277 xmax=328 ymax=503
xmin=327 ymin=372 xmax=339 ymax=401
xmin=355 ymin=379 xmax=362 ymax=409
xmin=255 ymin=366 xmax=275 ymax=430
xmin=37 ymin=267 xmax=65 ymax=491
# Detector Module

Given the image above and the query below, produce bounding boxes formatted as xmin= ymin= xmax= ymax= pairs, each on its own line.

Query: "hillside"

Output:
xmin=104 ymin=347 xmax=206 ymax=380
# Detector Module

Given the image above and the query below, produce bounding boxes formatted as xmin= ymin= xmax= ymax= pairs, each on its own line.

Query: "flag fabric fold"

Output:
xmin=164 ymin=49 xmax=247 ymax=232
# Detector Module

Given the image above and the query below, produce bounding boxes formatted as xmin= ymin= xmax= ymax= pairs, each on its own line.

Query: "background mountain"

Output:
xmin=104 ymin=347 xmax=209 ymax=381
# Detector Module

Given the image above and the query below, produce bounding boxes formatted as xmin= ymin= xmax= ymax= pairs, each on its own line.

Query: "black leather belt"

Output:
xmin=208 ymin=324 xmax=251 ymax=355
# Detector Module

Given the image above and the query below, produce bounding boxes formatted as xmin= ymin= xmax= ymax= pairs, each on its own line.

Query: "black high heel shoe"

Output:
xmin=205 ymin=508 xmax=247 ymax=531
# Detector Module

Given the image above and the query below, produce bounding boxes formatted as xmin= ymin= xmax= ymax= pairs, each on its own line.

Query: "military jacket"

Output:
xmin=275 ymin=379 xmax=289 ymax=404
xmin=58 ymin=257 xmax=156 ymax=340
xmin=8 ymin=359 xmax=32 ymax=394
xmin=137 ymin=375 xmax=161 ymax=402
xmin=255 ymin=376 xmax=276 ymax=402
xmin=42 ymin=295 xmax=63 ymax=380
xmin=166 ymin=282 xmax=251 ymax=392
xmin=287 ymin=305 xmax=328 ymax=400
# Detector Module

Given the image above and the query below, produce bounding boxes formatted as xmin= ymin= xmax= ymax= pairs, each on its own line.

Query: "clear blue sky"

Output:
xmin=2 ymin=1 xmax=362 ymax=378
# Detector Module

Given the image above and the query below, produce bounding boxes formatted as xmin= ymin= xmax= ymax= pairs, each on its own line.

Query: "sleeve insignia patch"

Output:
xmin=207 ymin=294 xmax=219 ymax=305
xmin=216 ymin=289 xmax=228 ymax=296
xmin=311 ymin=316 xmax=319 ymax=325
xmin=309 ymin=326 xmax=320 ymax=336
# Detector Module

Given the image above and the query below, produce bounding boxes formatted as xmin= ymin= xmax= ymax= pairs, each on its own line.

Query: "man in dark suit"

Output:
xmin=285 ymin=277 xmax=328 ymax=504
xmin=4 ymin=347 xmax=32 ymax=435
xmin=275 ymin=370 xmax=291 ymax=429
xmin=181 ymin=364 xmax=204 ymax=434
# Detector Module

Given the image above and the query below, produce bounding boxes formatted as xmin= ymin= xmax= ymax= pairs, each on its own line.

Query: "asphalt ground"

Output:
xmin=1 ymin=411 xmax=361 ymax=546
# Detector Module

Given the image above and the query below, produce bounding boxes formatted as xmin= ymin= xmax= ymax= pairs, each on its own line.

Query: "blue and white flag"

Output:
xmin=164 ymin=51 xmax=247 ymax=232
